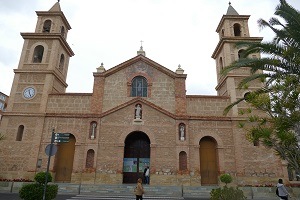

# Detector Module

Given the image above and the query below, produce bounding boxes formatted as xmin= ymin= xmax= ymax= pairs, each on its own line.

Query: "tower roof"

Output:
xmin=226 ymin=2 xmax=239 ymax=15
xmin=49 ymin=2 xmax=61 ymax=12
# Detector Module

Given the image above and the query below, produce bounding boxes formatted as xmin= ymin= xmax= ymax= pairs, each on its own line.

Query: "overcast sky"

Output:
xmin=1 ymin=0 xmax=299 ymax=96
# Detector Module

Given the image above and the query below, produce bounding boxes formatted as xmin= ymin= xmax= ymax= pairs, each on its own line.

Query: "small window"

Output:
xmin=179 ymin=151 xmax=187 ymax=170
xmin=16 ymin=125 xmax=24 ymax=141
xmin=61 ymin=26 xmax=65 ymax=37
xmin=59 ymin=54 xmax=65 ymax=71
xmin=85 ymin=149 xmax=95 ymax=168
xmin=233 ymin=23 xmax=241 ymax=36
xmin=244 ymin=92 xmax=251 ymax=102
xmin=219 ymin=57 xmax=223 ymax=70
xmin=238 ymin=49 xmax=245 ymax=59
xmin=221 ymin=29 xmax=225 ymax=37
xmin=43 ymin=20 xmax=52 ymax=33
xmin=131 ymin=76 xmax=148 ymax=97
xmin=33 ymin=45 xmax=44 ymax=63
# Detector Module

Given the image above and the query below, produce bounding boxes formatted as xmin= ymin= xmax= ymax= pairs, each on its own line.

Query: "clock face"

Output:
xmin=23 ymin=87 xmax=36 ymax=99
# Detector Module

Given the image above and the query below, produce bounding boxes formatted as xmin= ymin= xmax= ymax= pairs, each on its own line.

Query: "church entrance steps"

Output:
xmin=67 ymin=195 xmax=185 ymax=200
xmin=1 ymin=182 xmax=300 ymax=199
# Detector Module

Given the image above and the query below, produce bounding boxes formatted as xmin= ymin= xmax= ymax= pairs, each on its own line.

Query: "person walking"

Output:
xmin=134 ymin=178 xmax=144 ymax=200
xmin=143 ymin=167 xmax=147 ymax=183
xmin=276 ymin=178 xmax=290 ymax=200
xmin=145 ymin=166 xmax=150 ymax=184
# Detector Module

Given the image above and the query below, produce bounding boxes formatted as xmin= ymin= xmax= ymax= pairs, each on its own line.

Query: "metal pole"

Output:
xmin=43 ymin=129 xmax=55 ymax=200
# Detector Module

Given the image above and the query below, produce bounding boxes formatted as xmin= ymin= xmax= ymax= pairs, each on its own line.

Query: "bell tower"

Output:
xmin=211 ymin=3 xmax=263 ymax=115
xmin=7 ymin=2 xmax=74 ymax=113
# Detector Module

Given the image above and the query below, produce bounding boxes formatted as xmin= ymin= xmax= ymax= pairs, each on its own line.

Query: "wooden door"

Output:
xmin=200 ymin=137 xmax=218 ymax=185
xmin=54 ymin=135 xmax=76 ymax=182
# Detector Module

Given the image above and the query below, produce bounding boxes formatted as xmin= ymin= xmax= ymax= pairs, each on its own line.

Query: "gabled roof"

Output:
xmin=94 ymin=54 xmax=187 ymax=79
xmin=101 ymin=97 xmax=177 ymax=119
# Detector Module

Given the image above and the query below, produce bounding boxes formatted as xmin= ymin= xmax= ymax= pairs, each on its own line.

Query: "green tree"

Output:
xmin=238 ymin=80 xmax=300 ymax=175
xmin=222 ymin=0 xmax=300 ymax=176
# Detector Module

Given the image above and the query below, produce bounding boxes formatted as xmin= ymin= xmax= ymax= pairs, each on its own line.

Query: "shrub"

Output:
xmin=19 ymin=172 xmax=58 ymax=200
xmin=220 ymin=174 xmax=232 ymax=185
xmin=210 ymin=174 xmax=246 ymax=200
xmin=19 ymin=183 xmax=58 ymax=200
xmin=34 ymin=172 xmax=52 ymax=184
xmin=210 ymin=185 xmax=247 ymax=200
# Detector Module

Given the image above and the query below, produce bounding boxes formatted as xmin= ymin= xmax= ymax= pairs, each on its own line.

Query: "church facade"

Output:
xmin=0 ymin=2 xmax=288 ymax=186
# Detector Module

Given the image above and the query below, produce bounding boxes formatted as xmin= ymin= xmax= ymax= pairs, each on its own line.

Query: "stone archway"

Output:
xmin=54 ymin=134 xmax=76 ymax=182
xmin=200 ymin=136 xmax=218 ymax=185
xmin=123 ymin=131 xmax=150 ymax=184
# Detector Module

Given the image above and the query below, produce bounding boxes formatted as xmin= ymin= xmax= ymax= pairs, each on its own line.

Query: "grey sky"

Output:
xmin=0 ymin=0 xmax=299 ymax=96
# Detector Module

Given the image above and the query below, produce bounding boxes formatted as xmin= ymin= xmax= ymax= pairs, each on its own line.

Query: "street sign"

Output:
xmin=54 ymin=133 xmax=70 ymax=143
xmin=45 ymin=144 xmax=57 ymax=156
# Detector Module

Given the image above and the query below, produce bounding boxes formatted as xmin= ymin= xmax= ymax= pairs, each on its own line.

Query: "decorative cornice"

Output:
xmin=216 ymin=15 xmax=250 ymax=33
xmin=13 ymin=69 xmax=68 ymax=88
xmin=21 ymin=33 xmax=75 ymax=56
xmin=212 ymin=36 xmax=263 ymax=58
xmin=36 ymin=11 xmax=71 ymax=30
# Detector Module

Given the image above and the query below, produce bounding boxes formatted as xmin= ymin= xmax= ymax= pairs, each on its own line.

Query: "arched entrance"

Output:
xmin=54 ymin=134 xmax=76 ymax=182
xmin=200 ymin=136 xmax=218 ymax=185
xmin=123 ymin=131 xmax=150 ymax=183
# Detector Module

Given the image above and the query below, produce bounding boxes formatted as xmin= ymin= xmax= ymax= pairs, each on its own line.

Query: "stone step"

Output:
xmin=1 ymin=182 xmax=300 ymax=199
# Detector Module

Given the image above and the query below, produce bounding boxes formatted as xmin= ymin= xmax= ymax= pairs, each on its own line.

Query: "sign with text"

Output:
xmin=54 ymin=133 xmax=70 ymax=143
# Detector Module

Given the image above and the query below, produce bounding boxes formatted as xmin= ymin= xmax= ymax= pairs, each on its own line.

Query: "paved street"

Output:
xmin=0 ymin=193 xmax=209 ymax=200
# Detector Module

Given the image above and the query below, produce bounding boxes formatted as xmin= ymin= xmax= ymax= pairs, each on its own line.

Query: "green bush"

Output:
xmin=34 ymin=172 xmax=52 ymax=184
xmin=220 ymin=174 xmax=232 ymax=185
xmin=210 ymin=185 xmax=247 ymax=200
xmin=19 ymin=172 xmax=58 ymax=200
xmin=19 ymin=183 xmax=58 ymax=200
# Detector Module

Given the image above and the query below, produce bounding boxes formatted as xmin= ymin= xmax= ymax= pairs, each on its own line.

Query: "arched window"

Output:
xmin=89 ymin=121 xmax=97 ymax=140
xmin=85 ymin=149 xmax=95 ymax=168
xmin=238 ymin=49 xmax=245 ymax=59
xmin=59 ymin=54 xmax=65 ymax=71
xmin=60 ymin=26 xmax=65 ymax=37
xmin=16 ymin=125 xmax=24 ymax=141
xmin=233 ymin=23 xmax=241 ymax=36
xmin=219 ymin=57 xmax=223 ymax=70
xmin=179 ymin=151 xmax=187 ymax=170
xmin=43 ymin=20 xmax=51 ymax=33
xmin=244 ymin=92 xmax=251 ymax=102
xmin=131 ymin=76 xmax=148 ymax=97
xmin=33 ymin=45 xmax=44 ymax=63
xmin=221 ymin=29 xmax=225 ymax=37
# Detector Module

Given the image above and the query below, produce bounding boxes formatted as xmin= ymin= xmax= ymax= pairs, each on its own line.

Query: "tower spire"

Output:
xmin=226 ymin=2 xmax=239 ymax=15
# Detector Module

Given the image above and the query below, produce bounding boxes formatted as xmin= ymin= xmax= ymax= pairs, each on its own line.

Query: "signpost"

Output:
xmin=42 ymin=129 xmax=70 ymax=200
xmin=54 ymin=133 xmax=70 ymax=143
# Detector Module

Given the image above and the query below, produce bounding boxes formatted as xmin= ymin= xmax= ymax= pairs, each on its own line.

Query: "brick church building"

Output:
xmin=0 ymin=2 xmax=288 ymax=185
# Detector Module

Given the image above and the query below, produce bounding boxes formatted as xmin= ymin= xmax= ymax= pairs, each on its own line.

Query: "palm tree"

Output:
xmin=222 ymin=0 xmax=300 ymax=178
xmin=222 ymin=0 xmax=300 ymax=121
